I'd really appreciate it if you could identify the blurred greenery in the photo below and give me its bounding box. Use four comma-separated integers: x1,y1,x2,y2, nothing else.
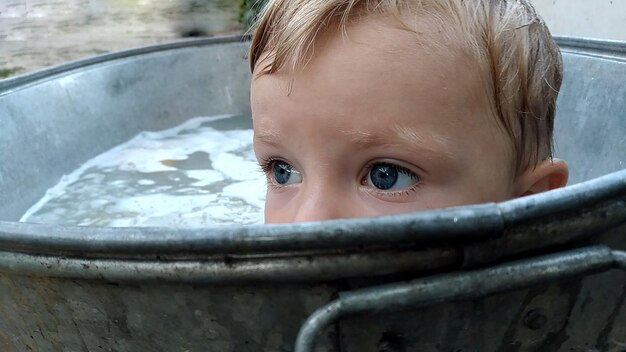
240,0,267,28
0,67,24,79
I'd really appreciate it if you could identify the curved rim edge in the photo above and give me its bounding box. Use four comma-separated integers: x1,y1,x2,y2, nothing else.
0,34,249,94
1,35,623,94
555,35,626,61
0,169,624,257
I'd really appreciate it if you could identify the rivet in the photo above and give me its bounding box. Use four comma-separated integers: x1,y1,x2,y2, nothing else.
523,308,548,330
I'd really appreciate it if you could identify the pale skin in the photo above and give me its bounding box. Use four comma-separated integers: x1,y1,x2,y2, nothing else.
251,15,568,224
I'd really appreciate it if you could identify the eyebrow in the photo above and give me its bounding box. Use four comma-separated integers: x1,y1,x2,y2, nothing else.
340,124,458,161
253,129,282,147
255,122,459,164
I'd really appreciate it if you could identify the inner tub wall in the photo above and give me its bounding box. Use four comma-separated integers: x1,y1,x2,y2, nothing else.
2,37,625,222
0,38,251,221
553,38,626,184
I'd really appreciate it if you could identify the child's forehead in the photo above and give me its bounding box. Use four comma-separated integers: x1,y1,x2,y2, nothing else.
307,17,483,102
256,15,488,107
254,8,476,77
262,14,470,74
252,18,499,140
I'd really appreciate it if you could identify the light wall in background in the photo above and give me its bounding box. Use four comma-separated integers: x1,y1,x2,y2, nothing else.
532,0,626,41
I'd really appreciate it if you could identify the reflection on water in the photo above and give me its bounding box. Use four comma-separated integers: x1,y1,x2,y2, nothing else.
21,115,266,227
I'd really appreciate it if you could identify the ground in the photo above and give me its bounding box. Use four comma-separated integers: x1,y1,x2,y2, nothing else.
0,0,243,78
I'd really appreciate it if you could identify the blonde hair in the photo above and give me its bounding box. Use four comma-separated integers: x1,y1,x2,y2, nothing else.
249,0,563,173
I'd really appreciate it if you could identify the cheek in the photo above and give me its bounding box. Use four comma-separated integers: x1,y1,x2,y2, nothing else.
445,167,513,205
264,207,281,224
469,161,517,201
451,145,516,203
264,205,283,224
355,191,435,216
263,191,296,224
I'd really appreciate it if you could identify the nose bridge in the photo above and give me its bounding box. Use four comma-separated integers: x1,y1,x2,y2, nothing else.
292,179,354,223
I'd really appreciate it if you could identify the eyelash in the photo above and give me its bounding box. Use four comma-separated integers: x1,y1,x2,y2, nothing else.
257,156,278,175
258,157,288,191
361,161,423,195
362,161,418,180
369,184,422,197
259,158,423,197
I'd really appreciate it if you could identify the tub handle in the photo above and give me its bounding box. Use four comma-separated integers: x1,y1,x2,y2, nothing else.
295,245,626,352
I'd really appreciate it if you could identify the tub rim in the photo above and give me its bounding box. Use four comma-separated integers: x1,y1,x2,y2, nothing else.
0,168,623,283
1,35,625,94
0,35,250,95
0,35,625,282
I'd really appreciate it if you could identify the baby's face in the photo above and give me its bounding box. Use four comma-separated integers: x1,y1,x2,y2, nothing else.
251,16,517,223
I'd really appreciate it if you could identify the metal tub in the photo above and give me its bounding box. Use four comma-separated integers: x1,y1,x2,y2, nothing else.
0,36,625,351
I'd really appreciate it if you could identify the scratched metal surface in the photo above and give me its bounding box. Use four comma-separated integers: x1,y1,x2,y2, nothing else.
0,36,624,351
334,226,626,352
0,277,338,351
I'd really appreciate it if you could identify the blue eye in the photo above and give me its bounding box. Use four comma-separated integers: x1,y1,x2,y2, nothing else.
272,160,302,185
367,163,418,190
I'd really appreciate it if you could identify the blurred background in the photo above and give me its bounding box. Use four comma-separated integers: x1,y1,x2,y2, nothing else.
0,0,262,78
0,0,624,79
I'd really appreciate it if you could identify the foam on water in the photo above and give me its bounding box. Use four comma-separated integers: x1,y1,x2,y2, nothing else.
20,115,266,227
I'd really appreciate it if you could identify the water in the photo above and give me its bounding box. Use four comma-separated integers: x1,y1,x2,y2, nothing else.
20,115,266,227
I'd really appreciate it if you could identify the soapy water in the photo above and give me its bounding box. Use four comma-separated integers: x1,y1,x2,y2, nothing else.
20,115,266,227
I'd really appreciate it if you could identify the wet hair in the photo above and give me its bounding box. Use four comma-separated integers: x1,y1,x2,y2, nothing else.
249,0,563,173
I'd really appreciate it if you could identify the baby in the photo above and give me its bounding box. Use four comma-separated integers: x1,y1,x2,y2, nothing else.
249,0,569,223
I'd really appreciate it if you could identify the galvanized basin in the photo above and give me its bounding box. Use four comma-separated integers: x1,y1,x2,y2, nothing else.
0,36,625,351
